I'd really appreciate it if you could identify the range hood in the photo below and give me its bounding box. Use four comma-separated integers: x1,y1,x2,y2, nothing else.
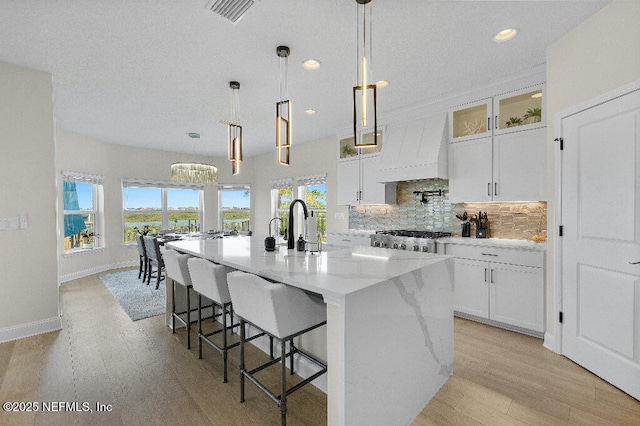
376,112,448,183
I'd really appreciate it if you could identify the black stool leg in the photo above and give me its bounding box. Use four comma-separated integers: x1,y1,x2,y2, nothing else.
223,303,228,383
197,294,203,359
186,286,191,349
171,278,176,334
281,338,287,426
240,319,246,403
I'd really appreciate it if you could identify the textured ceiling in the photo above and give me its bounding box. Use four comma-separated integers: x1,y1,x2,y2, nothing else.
0,0,608,158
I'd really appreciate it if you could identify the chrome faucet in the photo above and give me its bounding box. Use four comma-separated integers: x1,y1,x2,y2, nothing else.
269,217,282,239
287,199,308,249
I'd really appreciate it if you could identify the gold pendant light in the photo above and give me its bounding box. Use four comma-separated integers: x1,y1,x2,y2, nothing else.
276,45,291,165
227,81,242,175
353,0,378,148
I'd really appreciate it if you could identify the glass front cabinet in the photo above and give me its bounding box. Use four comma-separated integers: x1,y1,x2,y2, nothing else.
450,85,544,142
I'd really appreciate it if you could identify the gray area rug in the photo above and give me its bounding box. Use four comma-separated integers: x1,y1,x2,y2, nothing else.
98,269,165,321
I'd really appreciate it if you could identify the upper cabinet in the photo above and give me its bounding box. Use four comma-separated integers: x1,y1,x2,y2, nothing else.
337,129,396,205
450,85,544,142
448,84,547,203
339,130,383,160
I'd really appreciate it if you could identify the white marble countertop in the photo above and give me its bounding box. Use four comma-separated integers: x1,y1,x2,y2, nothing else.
167,236,449,301
437,236,547,251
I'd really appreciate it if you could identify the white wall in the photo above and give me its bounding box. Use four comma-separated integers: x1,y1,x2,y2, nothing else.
0,61,60,341
56,129,248,281
545,0,640,341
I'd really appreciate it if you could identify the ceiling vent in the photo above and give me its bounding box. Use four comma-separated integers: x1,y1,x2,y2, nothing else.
206,0,255,24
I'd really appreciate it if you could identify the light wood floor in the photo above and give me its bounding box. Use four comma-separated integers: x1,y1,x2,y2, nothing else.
0,269,638,425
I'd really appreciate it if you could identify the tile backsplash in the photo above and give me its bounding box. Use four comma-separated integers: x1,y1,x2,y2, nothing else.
349,179,547,240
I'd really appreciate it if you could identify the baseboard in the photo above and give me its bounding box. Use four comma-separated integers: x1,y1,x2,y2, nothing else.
454,311,544,339
0,317,62,344
244,324,328,394
543,332,556,353
58,261,137,284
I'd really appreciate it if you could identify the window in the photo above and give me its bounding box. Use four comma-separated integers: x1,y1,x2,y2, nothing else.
219,184,251,231
271,175,326,241
122,180,203,243
270,178,293,238
63,172,103,252
300,175,327,242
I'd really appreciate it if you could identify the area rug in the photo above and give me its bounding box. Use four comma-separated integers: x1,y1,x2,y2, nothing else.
98,269,165,321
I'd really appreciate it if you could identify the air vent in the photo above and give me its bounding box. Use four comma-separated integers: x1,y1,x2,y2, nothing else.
207,0,255,23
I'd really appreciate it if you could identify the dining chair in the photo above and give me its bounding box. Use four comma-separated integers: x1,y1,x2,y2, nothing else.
143,235,164,290
135,233,148,281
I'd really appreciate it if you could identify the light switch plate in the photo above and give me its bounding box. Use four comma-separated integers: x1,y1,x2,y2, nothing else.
19,213,27,229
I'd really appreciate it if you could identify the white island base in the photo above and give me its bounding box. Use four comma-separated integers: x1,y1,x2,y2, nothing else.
166,237,454,425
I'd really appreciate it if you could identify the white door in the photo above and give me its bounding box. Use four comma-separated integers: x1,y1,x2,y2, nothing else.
336,159,360,205
452,258,489,318
561,86,640,400
448,136,493,203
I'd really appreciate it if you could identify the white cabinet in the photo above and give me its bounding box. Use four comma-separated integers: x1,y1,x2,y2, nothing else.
337,154,396,205
449,128,547,202
448,84,546,203
444,242,545,335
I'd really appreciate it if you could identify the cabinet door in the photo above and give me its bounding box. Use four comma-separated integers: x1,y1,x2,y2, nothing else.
494,86,544,135
453,258,489,318
448,136,493,203
493,127,546,201
450,98,492,142
489,263,544,332
360,155,395,204
337,159,360,205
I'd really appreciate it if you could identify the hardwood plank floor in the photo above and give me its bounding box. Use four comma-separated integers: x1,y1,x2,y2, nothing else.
0,268,638,425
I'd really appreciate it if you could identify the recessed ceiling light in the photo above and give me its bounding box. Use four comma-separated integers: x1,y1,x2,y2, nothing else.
494,28,518,42
305,109,316,115
375,80,389,88
302,59,321,70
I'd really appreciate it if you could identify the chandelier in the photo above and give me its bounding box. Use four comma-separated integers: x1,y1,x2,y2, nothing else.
171,133,218,184
353,0,378,147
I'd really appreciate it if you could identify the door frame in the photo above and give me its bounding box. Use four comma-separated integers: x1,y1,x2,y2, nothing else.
553,78,640,355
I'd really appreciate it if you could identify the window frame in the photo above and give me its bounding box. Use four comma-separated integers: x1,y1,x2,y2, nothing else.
270,175,326,241
62,171,104,253
218,184,251,232
122,179,204,244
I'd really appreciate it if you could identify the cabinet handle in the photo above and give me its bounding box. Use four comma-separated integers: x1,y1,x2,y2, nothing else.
481,253,498,257
630,261,640,265
494,182,498,196
487,117,491,132
484,268,487,282
495,115,498,130
487,183,491,196
490,269,494,283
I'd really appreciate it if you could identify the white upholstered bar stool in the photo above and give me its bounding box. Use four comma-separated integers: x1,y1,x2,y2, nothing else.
163,249,199,349
186,257,238,382
227,270,327,426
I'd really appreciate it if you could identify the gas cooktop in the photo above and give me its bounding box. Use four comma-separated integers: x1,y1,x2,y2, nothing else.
374,230,452,239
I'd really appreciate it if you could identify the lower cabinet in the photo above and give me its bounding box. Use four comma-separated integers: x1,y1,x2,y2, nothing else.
445,243,545,335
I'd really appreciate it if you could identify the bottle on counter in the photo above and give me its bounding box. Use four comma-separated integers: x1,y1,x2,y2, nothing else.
297,235,306,251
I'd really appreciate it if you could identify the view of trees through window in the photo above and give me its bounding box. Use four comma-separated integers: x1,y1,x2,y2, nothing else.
122,185,201,242
221,188,250,231
273,182,326,241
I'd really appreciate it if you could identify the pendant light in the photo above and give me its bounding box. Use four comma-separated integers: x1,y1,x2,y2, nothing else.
353,0,377,147
227,81,242,175
171,133,218,184
276,45,291,165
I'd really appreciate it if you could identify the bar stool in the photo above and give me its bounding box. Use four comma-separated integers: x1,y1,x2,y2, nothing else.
187,258,238,382
163,249,198,349
227,271,327,426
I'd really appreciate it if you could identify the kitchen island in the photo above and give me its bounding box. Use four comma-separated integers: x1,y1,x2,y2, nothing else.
167,236,454,426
